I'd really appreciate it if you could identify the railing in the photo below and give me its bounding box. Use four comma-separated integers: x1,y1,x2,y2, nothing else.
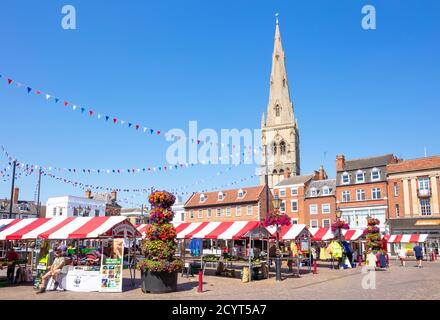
417,188,431,198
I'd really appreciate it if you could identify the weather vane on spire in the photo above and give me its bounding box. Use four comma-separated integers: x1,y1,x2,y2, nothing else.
275,12,279,24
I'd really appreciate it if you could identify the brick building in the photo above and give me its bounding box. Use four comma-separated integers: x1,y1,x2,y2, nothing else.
273,166,334,227
387,156,440,243
184,185,273,222
304,179,336,229
335,154,398,232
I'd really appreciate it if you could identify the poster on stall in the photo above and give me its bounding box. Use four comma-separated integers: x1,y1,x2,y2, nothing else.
99,239,124,292
33,240,49,289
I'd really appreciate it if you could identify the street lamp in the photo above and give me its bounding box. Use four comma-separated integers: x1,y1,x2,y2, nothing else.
335,207,342,220
272,194,282,281
334,207,343,269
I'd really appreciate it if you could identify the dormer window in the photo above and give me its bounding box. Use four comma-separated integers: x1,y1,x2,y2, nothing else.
342,172,350,184
371,168,380,181
310,188,318,197
200,194,207,202
356,170,365,183
218,192,225,201
237,189,245,198
322,187,330,196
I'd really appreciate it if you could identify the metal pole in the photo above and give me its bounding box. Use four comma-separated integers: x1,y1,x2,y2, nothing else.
36,168,42,217
9,160,17,219
275,227,281,281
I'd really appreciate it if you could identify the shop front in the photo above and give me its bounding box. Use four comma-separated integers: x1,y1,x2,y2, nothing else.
389,218,440,255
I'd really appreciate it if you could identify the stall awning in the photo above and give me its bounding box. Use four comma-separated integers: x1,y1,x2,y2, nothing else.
309,227,364,241
0,217,141,240
342,229,364,241
309,227,334,241
267,224,309,240
387,234,428,243
136,221,264,240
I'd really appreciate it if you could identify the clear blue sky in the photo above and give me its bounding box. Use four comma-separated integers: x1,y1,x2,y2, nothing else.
0,0,439,207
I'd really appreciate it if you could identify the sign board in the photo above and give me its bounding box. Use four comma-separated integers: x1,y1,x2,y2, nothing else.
415,220,440,226
99,239,124,292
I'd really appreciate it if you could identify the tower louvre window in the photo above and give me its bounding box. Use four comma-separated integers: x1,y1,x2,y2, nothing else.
275,105,280,117
272,142,277,155
280,141,286,154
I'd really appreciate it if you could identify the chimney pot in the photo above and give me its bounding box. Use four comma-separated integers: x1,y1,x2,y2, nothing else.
336,155,345,172
13,187,19,204
111,190,117,201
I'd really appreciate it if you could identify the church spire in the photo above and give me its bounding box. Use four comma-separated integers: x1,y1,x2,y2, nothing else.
266,14,294,126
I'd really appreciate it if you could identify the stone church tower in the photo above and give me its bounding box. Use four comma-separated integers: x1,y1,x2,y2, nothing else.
260,16,300,188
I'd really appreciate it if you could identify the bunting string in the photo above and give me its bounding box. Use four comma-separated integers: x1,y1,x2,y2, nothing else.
1,144,257,175
0,73,164,137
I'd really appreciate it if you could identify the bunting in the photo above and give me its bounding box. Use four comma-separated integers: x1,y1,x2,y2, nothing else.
0,73,162,138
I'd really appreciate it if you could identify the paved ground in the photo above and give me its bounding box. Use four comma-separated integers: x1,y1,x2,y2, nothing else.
1,259,439,300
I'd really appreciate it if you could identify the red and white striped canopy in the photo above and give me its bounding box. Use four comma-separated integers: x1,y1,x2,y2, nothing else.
0,217,141,240
136,221,263,240
267,224,309,240
387,234,428,243
342,229,364,241
309,227,364,241
309,227,334,241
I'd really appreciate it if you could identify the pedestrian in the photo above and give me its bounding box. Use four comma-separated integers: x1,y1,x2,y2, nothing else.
413,244,424,268
6,247,19,283
398,247,406,267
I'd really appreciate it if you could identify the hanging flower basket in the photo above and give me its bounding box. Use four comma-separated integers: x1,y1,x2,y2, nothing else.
140,190,182,293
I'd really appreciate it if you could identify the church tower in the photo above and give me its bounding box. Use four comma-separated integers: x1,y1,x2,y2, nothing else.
260,15,300,188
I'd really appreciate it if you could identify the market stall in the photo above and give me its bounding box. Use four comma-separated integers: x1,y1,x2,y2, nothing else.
0,216,141,292
136,221,274,280
386,234,429,258
308,227,364,269
266,224,312,277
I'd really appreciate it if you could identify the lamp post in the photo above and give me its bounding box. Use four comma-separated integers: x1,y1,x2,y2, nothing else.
334,207,343,269
272,195,282,281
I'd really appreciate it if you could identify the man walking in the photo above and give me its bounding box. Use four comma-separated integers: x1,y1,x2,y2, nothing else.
413,244,424,268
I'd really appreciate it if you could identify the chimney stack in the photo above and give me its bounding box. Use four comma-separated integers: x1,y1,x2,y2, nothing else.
283,169,290,179
85,190,92,199
318,165,328,180
13,187,19,204
336,155,345,172
111,190,117,202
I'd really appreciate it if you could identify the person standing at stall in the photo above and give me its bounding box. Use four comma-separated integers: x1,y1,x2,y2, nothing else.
6,247,19,283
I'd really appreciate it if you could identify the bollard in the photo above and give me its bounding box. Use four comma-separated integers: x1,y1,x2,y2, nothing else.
313,260,317,274
358,255,362,266
198,270,203,293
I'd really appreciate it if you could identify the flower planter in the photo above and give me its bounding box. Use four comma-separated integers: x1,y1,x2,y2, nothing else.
141,270,178,293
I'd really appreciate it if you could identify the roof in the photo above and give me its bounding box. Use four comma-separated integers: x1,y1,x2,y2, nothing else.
184,185,265,208
0,201,39,215
387,156,440,174
274,174,315,187
305,179,336,198
0,216,141,240
339,154,395,172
